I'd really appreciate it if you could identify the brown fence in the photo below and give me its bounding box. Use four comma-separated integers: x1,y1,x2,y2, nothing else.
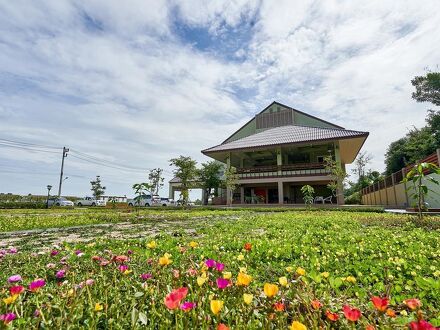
361,150,440,207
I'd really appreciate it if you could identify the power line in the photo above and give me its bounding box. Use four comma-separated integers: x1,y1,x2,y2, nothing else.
0,138,60,149
0,142,60,154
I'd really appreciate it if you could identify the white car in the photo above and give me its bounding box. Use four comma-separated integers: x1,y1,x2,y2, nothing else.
47,197,74,207
127,194,160,207
76,197,106,207
160,198,176,206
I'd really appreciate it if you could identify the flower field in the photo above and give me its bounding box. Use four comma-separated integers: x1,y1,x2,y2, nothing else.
1,210,439,329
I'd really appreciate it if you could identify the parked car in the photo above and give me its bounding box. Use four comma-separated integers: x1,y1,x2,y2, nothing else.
127,194,160,207
159,197,176,206
76,197,106,207
47,197,74,207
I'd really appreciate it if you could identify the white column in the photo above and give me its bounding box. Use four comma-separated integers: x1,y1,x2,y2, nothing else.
278,181,284,204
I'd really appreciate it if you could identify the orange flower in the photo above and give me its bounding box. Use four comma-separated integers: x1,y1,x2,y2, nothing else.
365,325,375,330
311,300,322,310
404,298,421,310
325,310,339,321
343,305,361,322
386,309,396,318
371,296,389,312
273,302,285,311
244,243,252,251
217,323,230,330
263,283,279,298
114,255,129,263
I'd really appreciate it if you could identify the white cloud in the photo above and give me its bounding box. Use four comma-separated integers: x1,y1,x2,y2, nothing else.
0,0,439,196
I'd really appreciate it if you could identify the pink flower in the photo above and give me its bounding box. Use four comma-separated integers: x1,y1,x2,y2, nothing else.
8,247,18,254
216,263,225,272
46,263,56,269
56,270,66,279
180,301,196,312
172,269,180,278
216,278,230,289
118,265,129,273
0,313,16,325
33,309,41,318
205,259,216,268
140,273,152,281
8,275,22,283
85,279,95,286
127,250,134,255
74,250,82,256
187,268,197,276
50,250,59,256
29,279,46,292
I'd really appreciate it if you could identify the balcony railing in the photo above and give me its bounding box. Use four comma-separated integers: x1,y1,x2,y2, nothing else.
236,163,331,179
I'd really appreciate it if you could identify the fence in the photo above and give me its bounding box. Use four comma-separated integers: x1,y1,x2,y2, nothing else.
360,149,440,208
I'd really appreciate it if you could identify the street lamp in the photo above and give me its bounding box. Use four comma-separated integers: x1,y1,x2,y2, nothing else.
46,185,52,209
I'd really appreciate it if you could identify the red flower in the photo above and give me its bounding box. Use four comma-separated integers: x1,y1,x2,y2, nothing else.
244,243,252,251
371,296,389,312
325,310,339,321
311,300,323,310
273,302,285,311
343,305,361,322
218,324,230,330
9,285,24,295
404,298,422,310
365,325,375,330
164,287,188,310
408,320,436,330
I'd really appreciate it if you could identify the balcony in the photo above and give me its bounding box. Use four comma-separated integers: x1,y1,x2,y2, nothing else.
236,163,331,179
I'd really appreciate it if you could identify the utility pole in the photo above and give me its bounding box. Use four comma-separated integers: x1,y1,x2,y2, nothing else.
58,147,69,196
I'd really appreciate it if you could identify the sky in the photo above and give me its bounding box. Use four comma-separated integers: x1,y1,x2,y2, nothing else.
0,0,439,199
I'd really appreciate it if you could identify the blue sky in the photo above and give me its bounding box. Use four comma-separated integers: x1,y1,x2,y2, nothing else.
0,1,439,199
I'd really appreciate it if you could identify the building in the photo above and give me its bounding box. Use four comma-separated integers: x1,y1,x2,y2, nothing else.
201,101,368,205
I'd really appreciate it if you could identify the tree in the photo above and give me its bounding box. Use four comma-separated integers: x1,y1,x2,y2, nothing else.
90,176,106,199
300,185,315,208
198,161,223,205
402,162,440,219
132,182,151,210
224,166,239,206
352,151,372,187
324,156,347,202
169,156,198,207
148,168,164,195
411,71,440,106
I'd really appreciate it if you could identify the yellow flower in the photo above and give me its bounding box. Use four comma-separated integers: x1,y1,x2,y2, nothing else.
210,300,224,315
243,293,253,305
189,241,198,248
263,283,279,298
286,266,294,273
345,276,356,283
321,272,330,278
3,295,18,305
290,321,307,330
159,253,172,266
237,254,245,261
67,289,75,297
239,267,247,273
95,303,104,312
123,269,132,275
296,267,306,276
236,272,252,286
147,241,157,249
197,276,207,286
223,272,232,280
279,276,288,287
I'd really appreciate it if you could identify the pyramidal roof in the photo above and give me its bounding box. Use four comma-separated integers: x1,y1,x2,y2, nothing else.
202,124,368,154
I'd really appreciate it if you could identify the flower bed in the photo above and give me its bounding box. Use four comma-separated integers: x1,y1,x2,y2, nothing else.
0,211,439,328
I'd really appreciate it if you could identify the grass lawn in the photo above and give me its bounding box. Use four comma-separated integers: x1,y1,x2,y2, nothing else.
0,209,439,329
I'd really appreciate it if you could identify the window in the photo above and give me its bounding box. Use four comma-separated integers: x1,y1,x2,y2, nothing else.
317,156,325,163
